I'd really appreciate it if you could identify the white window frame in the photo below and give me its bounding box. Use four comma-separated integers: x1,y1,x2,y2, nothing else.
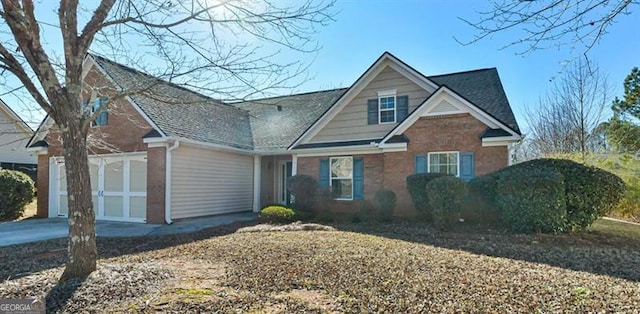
329,156,353,201
427,151,460,177
378,89,397,124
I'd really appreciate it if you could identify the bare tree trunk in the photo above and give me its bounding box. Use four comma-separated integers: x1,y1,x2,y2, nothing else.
58,115,96,282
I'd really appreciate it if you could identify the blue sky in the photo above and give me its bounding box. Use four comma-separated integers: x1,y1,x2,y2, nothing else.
4,1,639,132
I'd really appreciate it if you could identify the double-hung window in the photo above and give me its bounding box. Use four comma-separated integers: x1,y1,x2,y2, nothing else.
378,90,396,123
330,157,353,200
428,152,459,176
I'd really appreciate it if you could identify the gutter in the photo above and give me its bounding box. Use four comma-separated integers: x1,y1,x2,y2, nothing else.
165,140,180,224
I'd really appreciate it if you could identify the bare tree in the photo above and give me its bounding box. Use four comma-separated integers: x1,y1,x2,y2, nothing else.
458,0,637,58
0,0,334,281
525,58,610,159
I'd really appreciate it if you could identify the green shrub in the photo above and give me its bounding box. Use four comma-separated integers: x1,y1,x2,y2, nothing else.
374,189,397,222
259,206,296,224
287,175,318,212
495,167,567,233
0,169,35,221
461,175,500,226
406,173,450,221
427,176,468,230
314,187,334,214
354,200,376,223
515,159,626,231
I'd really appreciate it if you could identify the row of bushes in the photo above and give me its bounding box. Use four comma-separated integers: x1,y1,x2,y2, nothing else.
407,159,626,233
260,187,398,225
261,174,399,224
0,169,35,221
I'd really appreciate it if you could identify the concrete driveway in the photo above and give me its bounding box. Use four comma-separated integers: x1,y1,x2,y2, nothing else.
0,212,256,247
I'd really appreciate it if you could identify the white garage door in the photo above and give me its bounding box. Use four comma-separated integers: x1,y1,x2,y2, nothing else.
52,153,147,222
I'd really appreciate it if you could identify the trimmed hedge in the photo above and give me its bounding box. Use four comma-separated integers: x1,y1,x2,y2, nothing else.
462,175,500,225
406,173,451,221
287,175,318,212
427,176,467,230
469,158,626,233
518,159,626,231
260,206,296,224
0,169,35,221
374,189,397,222
495,167,567,233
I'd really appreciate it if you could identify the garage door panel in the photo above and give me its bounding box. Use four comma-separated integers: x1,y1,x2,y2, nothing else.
59,164,67,192
104,160,124,191
53,154,147,222
130,196,146,218
59,195,68,215
129,160,147,192
104,196,124,217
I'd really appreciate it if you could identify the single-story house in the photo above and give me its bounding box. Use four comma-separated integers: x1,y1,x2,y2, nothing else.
28,52,521,223
0,99,37,180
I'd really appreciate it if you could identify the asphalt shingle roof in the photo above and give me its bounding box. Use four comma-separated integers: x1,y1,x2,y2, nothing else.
428,68,521,134
90,55,519,152
232,88,347,152
93,55,254,150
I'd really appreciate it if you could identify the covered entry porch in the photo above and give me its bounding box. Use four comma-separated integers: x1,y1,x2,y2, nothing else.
254,155,297,211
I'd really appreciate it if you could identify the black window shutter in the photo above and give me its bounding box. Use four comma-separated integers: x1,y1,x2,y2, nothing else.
367,99,378,125
397,95,409,121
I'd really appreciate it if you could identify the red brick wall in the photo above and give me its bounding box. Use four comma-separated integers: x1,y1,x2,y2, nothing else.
385,113,508,215
296,113,510,216
36,154,49,218
296,154,384,213
146,146,166,223
46,68,153,156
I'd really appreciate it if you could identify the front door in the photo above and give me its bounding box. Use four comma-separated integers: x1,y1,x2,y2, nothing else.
278,161,293,206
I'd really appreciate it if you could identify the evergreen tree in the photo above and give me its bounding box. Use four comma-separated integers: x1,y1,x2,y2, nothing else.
608,68,640,153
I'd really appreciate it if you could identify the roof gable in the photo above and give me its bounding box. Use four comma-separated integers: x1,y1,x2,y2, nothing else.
0,99,33,136
288,52,440,149
380,86,521,144
428,68,521,134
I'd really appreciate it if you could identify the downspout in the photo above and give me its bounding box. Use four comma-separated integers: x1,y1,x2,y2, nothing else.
165,140,180,224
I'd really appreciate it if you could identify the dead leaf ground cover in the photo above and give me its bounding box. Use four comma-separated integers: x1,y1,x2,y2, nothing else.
1,219,639,313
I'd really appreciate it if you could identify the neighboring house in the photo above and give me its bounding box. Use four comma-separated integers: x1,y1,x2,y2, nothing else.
28,52,521,223
0,99,36,180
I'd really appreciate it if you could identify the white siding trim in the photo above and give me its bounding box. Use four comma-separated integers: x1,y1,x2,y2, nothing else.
291,155,298,175
165,141,180,224
253,155,261,212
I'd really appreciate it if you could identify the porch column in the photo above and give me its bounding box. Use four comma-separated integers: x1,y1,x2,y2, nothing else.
253,155,261,212
291,154,298,175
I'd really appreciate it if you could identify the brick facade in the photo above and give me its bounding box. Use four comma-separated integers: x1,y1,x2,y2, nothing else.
146,146,166,223
297,113,509,216
37,65,164,222
36,154,50,218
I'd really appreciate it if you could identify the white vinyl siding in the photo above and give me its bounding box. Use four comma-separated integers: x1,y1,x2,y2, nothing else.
310,65,430,143
171,144,253,219
430,100,459,114
0,108,35,164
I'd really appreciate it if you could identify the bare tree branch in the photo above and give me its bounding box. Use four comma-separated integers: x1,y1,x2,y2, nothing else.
457,0,636,58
